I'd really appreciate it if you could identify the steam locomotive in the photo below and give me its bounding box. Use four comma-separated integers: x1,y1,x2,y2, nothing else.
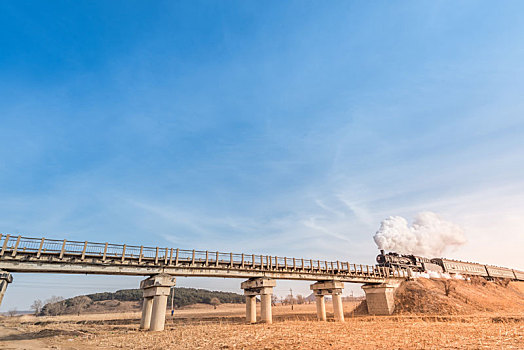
376,250,524,281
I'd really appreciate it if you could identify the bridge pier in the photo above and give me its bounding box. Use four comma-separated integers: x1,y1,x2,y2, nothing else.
0,271,13,308
241,278,276,324
315,294,326,321
310,281,344,322
245,295,257,323
140,296,154,329
362,283,398,315
139,274,176,331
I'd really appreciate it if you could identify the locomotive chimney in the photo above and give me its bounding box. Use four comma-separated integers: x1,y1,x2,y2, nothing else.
380,249,385,255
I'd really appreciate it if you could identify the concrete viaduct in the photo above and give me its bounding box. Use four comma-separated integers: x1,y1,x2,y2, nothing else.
0,234,406,331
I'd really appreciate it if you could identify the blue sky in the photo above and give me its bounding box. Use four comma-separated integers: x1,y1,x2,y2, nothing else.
1,1,524,311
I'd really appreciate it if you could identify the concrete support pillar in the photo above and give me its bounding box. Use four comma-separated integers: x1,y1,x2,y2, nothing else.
150,294,169,331
140,297,154,330
315,295,326,321
241,278,276,324
310,280,344,322
260,293,272,324
332,292,344,322
362,283,398,315
0,271,13,308
245,295,256,323
139,274,176,331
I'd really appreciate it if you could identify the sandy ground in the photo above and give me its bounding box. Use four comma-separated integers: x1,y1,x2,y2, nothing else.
1,302,523,349
0,326,48,350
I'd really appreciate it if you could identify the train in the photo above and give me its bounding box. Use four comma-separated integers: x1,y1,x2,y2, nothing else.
376,250,524,281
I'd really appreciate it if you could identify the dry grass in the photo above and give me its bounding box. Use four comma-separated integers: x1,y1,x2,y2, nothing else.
2,304,523,350
87,318,523,350
2,281,523,349
394,279,524,315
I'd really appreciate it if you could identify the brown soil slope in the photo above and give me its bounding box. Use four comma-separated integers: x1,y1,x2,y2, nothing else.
393,278,524,315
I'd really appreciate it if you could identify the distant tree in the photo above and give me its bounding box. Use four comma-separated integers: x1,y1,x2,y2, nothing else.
285,295,296,305
68,296,92,315
296,295,305,305
443,280,455,296
42,303,65,316
41,296,66,316
210,297,221,309
7,308,17,317
30,299,43,315
46,295,64,304
88,289,142,302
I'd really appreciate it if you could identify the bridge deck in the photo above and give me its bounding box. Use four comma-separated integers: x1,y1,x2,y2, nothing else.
0,234,405,283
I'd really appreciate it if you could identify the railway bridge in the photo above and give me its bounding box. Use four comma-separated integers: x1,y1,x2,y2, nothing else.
0,234,406,331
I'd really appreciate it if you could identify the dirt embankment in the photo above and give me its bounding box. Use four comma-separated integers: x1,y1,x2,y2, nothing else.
357,279,524,315
395,279,524,315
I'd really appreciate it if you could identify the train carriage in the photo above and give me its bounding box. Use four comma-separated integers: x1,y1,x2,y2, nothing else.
513,269,524,281
485,265,516,279
431,258,488,277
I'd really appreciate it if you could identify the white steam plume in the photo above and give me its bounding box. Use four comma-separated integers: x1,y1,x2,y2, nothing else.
373,211,466,257
412,271,466,280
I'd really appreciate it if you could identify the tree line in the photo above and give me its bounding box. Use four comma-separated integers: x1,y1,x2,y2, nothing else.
35,287,244,316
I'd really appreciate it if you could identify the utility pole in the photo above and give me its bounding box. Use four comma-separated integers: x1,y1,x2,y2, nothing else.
289,288,294,310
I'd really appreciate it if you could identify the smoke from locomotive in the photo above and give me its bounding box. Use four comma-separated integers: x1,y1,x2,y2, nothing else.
373,211,466,256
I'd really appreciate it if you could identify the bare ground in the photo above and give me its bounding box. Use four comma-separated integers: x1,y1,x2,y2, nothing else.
1,304,523,349
1,280,523,349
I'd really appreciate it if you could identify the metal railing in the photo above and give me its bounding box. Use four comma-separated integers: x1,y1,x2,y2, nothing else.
0,234,407,279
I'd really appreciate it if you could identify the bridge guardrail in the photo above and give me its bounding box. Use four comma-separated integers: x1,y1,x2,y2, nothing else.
0,234,408,279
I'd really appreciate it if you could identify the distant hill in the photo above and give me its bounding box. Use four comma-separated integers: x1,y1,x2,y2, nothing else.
40,287,244,316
